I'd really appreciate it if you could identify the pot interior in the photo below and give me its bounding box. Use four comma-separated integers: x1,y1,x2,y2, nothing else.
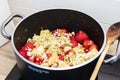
13,9,105,55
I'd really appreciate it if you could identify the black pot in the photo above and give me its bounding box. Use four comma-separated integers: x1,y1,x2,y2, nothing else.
1,9,106,80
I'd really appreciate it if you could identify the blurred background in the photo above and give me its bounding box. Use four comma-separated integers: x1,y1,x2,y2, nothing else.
8,0,120,30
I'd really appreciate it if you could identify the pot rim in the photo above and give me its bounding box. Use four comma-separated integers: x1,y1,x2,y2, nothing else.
11,9,107,71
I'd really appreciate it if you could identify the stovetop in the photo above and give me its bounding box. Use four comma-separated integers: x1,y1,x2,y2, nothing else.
5,64,23,80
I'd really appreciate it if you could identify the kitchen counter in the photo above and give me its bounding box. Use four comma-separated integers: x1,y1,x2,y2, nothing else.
0,42,16,80
0,41,118,80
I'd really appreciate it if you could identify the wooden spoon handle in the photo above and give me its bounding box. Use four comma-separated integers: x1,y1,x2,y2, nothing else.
90,43,110,80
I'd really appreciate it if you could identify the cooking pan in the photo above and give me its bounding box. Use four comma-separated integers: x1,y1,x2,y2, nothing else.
1,9,106,80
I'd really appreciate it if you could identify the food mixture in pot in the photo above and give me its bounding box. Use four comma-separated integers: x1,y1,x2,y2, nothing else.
19,28,98,68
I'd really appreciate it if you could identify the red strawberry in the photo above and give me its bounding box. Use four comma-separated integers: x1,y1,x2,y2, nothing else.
19,49,28,58
19,46,30,58
58,28,68,33
59,46,64,49
29,56,35,62
52,29,57,35
34,55,44,64
65,50,72,55
84,48,89,53
24,42,35,51
83,39,94,48
75,30,88,43
46,53,52,59
70,36,78,47
52,28,68,36
19,42,35,59
89,44,98,51
58,54,64,61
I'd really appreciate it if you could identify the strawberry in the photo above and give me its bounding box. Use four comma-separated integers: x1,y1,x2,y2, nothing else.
89,44,98,51
24,42,35,51
52,29,57,35
58,28,68,33
29,56,35,62
52,28,68,36
65,50,72,55
34,55,44,64
46,53,52,59
75,30,88,43
19,49,28,58
84,44,98,53
59,46,64,49
83,39,94,48
58,54,64,61
19,42,35,59
70,36,78,47
84,48,89,53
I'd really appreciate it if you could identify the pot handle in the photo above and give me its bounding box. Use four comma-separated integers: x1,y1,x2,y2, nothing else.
104,38,120,64
1,13,24,40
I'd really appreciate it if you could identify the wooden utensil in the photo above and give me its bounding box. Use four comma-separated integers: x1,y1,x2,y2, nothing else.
90,22,120,80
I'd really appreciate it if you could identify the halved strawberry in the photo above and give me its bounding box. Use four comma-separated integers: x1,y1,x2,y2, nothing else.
19,49,28,58
46,53,52,59
58,28,68,33
52,28,68,36
65,50,72,55
89,44,98,51
24,42,35,51
29,56,35,62
19,42,35,59
75,30,88,43
83,39,94,48
70,36,78,47
52,29,57,35
34,55,44,64
84,48,89,53
58,54,64,61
